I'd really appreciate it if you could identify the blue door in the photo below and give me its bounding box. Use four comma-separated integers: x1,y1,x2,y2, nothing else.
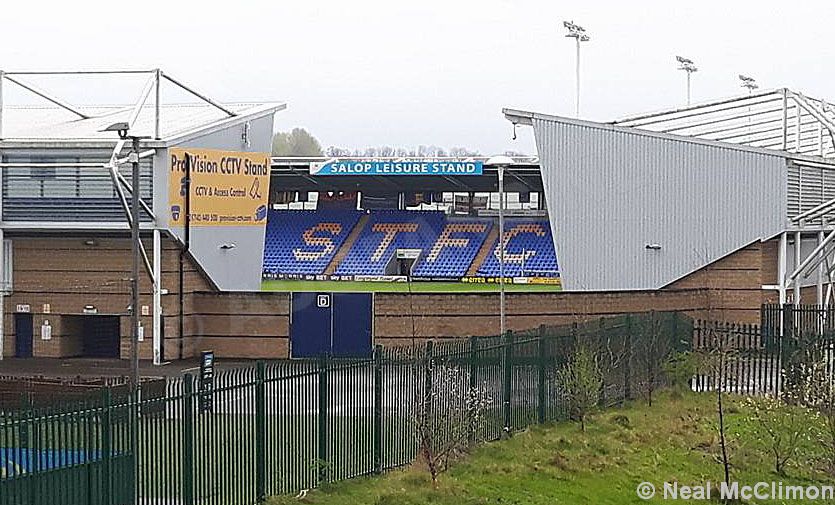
290,292,332,358
290,292,374,358
332,293,373,358
14,313,33,358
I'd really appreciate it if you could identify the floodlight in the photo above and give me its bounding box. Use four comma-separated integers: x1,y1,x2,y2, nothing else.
101,121,130,139
676,56,697,72
563,20,589,41
738,74,758,92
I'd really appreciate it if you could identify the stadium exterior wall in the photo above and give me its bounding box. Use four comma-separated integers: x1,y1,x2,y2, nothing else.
1,236,776,360
159,113,275,291
525,112,787,292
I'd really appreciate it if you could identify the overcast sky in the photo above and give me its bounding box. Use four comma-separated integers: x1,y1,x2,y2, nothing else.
2,0,833,155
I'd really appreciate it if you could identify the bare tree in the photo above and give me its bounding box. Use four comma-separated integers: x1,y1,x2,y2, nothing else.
413,361,493,485
697,328,736,486
632,312,675,406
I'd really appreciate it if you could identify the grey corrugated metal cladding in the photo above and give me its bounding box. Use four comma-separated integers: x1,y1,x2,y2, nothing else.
532,117,786,291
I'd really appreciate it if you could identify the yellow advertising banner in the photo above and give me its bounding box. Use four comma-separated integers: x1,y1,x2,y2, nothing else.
168,148,270,227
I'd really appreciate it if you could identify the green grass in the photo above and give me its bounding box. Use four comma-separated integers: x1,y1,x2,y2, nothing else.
267,392,835,505
261,280,562,293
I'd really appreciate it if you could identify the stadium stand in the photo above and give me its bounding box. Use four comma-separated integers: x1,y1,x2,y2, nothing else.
334,210,446,276
263,211,559,279
477,220,559,277
262,210,362,275
411,219,493,278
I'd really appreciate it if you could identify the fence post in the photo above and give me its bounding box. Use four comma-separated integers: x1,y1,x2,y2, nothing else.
423,341,434,423
182,374,195,505
373,345,383,474
255,361,266,502
503,330,513,436
623,315,632,401
317,355,329,484
101,387,113,505
466,336,478,443
537,325,547,424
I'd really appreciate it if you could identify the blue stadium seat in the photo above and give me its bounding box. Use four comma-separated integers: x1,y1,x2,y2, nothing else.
477,220,559,277
334,211,447,276
411,219,492,278
262,210,362,275
262,211,558,279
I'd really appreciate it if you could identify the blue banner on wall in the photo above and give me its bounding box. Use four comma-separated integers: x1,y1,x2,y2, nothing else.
310,160,483,176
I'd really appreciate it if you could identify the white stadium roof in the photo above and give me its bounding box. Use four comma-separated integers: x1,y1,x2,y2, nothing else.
0,102,284,143
0,69,285,145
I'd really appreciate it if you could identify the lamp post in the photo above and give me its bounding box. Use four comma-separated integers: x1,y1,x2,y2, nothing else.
486,155,515,336
676,56,698,105
563,20,590,117
102,122,149,390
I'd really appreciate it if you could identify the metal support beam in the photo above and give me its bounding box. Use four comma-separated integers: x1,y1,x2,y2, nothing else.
0,228,4,361
782,88,789,151
794,231,802,305
161,72,236,117
154,69,161,140
778,232,787,305
127,73,158,131
0,70,4,139
819,230,825,305
788,228,835,285
153,230,162,365
2,74,89,119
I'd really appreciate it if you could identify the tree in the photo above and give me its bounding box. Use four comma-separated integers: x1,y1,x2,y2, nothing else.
557,344,603,432
632,312,676,406
413,360,492,485
796,350,835,475
272,128,323,156
745,394,814,475
696,327,736,487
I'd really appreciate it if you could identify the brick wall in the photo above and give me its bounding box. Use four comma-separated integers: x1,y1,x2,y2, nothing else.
1,236,778,360
2,236,211,360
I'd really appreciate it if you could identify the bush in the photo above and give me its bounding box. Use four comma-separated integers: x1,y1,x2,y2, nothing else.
744,395,816,476
557,345,603,432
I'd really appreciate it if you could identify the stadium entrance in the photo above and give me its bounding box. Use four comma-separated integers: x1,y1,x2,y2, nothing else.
64,315,121,359
290,292,373,358
14,313,33,358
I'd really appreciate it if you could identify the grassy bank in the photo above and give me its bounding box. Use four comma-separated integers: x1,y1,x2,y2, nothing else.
268,392,833,504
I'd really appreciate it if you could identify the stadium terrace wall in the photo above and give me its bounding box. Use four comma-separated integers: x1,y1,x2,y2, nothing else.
0,236,212,361
1,237,777,360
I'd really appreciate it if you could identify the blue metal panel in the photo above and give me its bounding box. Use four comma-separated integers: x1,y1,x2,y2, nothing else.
290,292,332,358
332,293,373,358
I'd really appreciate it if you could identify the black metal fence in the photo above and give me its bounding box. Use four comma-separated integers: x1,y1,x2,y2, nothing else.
693,311,835,398
0,311,692,505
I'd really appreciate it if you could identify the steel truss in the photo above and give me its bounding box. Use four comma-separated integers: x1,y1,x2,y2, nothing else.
0,69,239,364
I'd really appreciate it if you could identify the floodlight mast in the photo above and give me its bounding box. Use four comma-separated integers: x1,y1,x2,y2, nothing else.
563,20,590,117
676,56,698,105
739,74,758,94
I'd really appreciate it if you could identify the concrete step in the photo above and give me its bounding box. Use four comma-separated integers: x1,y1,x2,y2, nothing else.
324,213,370,275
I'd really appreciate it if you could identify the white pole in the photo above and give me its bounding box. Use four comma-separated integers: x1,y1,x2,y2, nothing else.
499,165,506,335
778,231,787,336
0,70,4,139
819,230,825,306
575,38,581,117
0,228,4,361
795,231,802,306
152,229,162,365
686,72,691,106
